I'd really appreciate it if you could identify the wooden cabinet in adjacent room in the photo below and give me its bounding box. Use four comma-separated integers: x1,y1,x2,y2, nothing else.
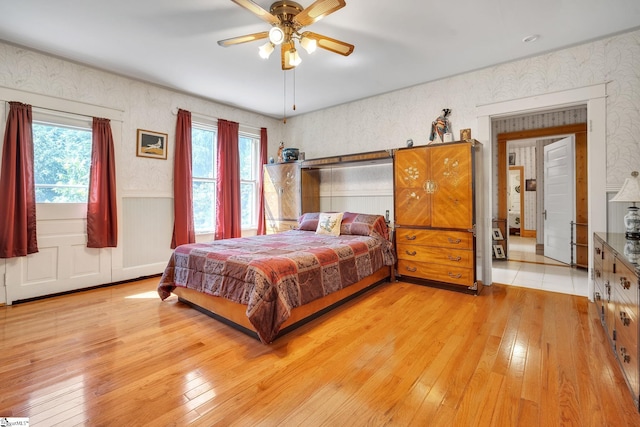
263,162,319,234
394,140,481,294
593,232,640,410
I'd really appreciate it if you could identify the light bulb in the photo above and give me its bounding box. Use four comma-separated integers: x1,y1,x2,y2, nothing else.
258,42,274,59
300,35,317,54
269,27,285,45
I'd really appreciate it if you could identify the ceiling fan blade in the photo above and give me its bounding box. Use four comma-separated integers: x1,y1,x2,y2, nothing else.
293,0,346,27
231,0,280,25
281,41,295,70
304,32,354,56
217,31,269,47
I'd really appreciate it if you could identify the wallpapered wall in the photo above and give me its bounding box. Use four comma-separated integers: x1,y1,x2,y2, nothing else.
284,29,640,189
0,42,284,197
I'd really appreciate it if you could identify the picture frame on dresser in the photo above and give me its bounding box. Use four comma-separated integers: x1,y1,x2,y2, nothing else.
493,244,506,259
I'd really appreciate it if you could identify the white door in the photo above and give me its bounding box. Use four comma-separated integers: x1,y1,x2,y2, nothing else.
543,136,575,264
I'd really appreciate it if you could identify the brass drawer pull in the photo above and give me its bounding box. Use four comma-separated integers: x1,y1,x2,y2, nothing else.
620,311,631,326
405,235,417,240
447,237,462,244
620,276,631,290
405,250,417,256
620,347,631,363
448,255,462,262
448,272,462,279
406,266,417,272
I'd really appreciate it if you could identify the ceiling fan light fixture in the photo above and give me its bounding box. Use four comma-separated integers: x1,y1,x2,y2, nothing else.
300,34,317,54
258,41,275,59
269,26,285,45
285,48,302,68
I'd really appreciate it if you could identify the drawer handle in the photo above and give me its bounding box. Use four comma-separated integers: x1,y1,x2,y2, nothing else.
620,311,631,326
405,235,417,241
447,238,462,244
620,347,631,363
448,255,462,262
448,272,462,279
405,266,417,272
596,247,601,255
405,250,417,256
620,276,631,290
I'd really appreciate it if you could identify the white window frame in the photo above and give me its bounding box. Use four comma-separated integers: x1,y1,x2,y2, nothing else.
191,122,217,235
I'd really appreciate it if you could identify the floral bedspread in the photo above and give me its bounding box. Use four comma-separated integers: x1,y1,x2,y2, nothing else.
158,229,395,343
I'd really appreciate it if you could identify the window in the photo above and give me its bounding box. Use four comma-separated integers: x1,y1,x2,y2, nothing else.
32,114,92,203
190,123,261,234
239,133,260,229
191,124,217,233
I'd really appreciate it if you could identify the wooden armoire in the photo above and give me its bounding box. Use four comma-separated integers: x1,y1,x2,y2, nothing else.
263,162,319,234
394,140,481,294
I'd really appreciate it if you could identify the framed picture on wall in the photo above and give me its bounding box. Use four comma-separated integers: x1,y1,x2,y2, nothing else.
137,129,168,160
526,179,537,191
508,152,516,166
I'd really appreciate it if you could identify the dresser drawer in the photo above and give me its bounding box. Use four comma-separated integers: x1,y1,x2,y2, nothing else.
396,228,473,250
616,314,639,398
616,264,639,308
396,243,473,268
397,259,473,287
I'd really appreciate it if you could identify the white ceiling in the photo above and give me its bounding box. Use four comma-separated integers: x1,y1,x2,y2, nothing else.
1,0,639,119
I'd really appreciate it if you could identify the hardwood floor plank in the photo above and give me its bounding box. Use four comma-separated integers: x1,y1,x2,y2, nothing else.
1,278,640,426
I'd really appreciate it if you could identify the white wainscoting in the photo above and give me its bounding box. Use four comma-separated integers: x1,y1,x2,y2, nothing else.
115,197,174,279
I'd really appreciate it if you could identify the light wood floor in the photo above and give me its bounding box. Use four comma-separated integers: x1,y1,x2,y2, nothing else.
1,277,639,426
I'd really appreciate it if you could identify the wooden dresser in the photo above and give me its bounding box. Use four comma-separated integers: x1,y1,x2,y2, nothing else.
593,232,640,409
263,162,319,234
393,140,481,294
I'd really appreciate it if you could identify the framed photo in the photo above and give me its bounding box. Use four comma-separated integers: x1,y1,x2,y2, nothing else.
460,128,471,141
508,152,516,166
492,228,504,240
137,129,168,160
493,244,506,259
526,179,537,191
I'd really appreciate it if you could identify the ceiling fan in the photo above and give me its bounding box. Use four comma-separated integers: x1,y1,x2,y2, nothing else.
218,0,354,70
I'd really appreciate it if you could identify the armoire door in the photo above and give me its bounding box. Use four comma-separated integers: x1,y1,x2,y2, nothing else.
430,143,473,229
394,146,431,227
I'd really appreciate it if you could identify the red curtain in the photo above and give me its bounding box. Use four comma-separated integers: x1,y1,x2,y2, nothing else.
256,127,268,235
0,102,38,258
215,119,241,240
171,109,195,249
87,118,118,248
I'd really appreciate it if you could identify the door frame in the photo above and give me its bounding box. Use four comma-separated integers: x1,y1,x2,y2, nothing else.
497,123,588,265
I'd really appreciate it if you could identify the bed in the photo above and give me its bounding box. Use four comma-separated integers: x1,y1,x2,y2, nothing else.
158,212,396,343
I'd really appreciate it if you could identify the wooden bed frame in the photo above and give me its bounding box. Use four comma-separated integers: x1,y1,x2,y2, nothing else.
174,265,393,342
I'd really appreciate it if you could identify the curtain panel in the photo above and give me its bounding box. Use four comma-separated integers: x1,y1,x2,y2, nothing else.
215,119,241,240
87,117,118,248
256,127,268,235
171,109,195,249
0,102,38,258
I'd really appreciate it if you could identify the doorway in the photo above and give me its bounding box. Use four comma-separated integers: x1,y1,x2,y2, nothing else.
496,123,588,267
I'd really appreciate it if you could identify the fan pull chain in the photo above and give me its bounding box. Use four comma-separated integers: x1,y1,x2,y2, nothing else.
293,68,296,111
283,71,287,124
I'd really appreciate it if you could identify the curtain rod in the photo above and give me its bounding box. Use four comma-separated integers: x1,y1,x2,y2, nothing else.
171,107,265,132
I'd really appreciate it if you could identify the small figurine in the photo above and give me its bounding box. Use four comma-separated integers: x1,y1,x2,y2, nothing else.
429,109,452,144
277,141,284,163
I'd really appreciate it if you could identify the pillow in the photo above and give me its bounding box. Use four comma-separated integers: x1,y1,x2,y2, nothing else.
340,212,389,240
298,212,321,231
315,212,344,236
